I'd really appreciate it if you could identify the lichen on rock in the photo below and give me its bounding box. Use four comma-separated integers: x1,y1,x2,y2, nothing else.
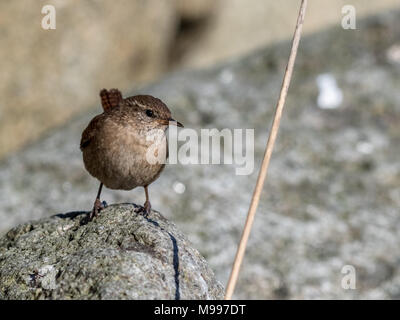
0,204,224,300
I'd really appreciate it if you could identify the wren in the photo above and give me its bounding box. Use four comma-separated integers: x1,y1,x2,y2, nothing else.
80,89,183,221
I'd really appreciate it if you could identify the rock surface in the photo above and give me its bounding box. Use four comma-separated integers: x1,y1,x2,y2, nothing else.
0,204,224,300
175,0,400,68
1,11,400,299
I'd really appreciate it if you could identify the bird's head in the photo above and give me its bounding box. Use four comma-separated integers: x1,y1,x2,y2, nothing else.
123,95,183,130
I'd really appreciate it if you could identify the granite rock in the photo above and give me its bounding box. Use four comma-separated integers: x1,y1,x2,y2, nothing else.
0,204,224,300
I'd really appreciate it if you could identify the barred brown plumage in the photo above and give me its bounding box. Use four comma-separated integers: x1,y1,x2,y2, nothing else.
81,89,183,221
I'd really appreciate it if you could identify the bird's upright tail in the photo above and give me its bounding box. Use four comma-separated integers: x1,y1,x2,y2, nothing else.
100,88,123,112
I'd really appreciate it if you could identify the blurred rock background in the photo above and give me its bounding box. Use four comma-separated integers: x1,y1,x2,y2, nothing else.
1,1,400,299
0,0,398,159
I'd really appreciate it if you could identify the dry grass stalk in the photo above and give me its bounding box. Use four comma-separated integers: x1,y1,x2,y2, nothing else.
224,0,308,300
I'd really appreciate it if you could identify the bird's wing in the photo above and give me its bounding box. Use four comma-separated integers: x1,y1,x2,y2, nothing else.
80,114,104,151
81,88,122,150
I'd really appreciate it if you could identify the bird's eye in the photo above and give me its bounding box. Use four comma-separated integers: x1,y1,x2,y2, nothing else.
145,109,154,117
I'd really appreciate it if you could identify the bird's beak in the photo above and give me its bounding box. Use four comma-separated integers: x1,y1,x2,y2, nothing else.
171,119,184,128
160,118,183,127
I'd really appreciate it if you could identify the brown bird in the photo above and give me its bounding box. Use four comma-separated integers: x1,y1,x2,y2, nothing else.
80,89,183,221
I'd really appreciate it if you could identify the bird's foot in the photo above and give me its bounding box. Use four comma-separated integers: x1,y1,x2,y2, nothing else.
134,201,151,218
88,198,106,221
143,200,151,217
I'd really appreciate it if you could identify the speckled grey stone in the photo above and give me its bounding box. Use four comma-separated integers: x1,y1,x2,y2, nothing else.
0,204,224,299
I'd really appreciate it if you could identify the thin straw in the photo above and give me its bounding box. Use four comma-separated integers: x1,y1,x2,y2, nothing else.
224,0,308,300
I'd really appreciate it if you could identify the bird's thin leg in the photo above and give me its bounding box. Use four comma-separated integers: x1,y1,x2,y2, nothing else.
134,185,151,217
88,182,104,221
143,185,151,217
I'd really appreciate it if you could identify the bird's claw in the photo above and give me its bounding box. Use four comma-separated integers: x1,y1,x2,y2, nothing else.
134,201,151,218
87,198,106,221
